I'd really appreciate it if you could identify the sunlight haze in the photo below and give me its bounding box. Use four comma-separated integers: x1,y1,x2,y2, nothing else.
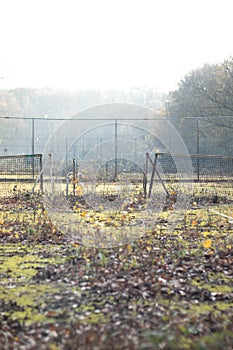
1,0,233,92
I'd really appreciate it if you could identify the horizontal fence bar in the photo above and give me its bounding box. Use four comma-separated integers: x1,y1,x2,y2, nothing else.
0,153,41,160
155,152,233,160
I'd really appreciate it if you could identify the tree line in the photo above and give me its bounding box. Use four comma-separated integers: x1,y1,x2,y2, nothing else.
166,57,233,155
0,56,233,156
0,87,165,118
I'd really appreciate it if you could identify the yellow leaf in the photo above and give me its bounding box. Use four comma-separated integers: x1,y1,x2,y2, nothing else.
200,221,207,227
126,244,132,252
76,185,83,195
202,231,210,237
192,219,197,226
202,239,212,249
208,250,214,255
105,217,112,224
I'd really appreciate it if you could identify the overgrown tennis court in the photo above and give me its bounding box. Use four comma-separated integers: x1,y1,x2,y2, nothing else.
0,152,232,349
0,173,233,349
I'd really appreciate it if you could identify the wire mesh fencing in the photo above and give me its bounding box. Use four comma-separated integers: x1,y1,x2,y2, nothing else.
0,154,43,196
147,152,233,204
153,153,233,182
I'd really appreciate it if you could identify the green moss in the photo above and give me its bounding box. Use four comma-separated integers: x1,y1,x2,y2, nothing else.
190,301,233,317
0,254,41,279
49,345,61,350
69,299,110,324
147,326,233,350
0,243,107,326
196,330,233,350
84,311,105,324
192,278,233,293
207,285,232,293
12,309,53,324
0,246,66,286
0,283,63,324
148,330,193,350
0,243,70,325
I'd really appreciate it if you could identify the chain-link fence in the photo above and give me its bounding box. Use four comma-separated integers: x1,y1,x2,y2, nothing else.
153,152,233,182
0,154,43,195
170,116,233,156
0,115,232,198
0,115,232,158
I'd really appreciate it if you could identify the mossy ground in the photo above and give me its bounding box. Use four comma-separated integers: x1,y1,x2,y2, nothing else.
0,189,233,349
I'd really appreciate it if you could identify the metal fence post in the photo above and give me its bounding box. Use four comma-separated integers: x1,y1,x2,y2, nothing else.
72,158,76,197
39,154,43,193
196,118,200,181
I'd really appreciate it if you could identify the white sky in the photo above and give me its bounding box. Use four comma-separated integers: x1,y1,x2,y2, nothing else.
1,0,233,92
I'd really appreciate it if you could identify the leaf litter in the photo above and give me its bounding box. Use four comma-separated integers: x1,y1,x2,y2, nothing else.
0,192,232,349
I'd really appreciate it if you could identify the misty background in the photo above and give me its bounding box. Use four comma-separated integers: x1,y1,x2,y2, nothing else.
0,0,233,159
